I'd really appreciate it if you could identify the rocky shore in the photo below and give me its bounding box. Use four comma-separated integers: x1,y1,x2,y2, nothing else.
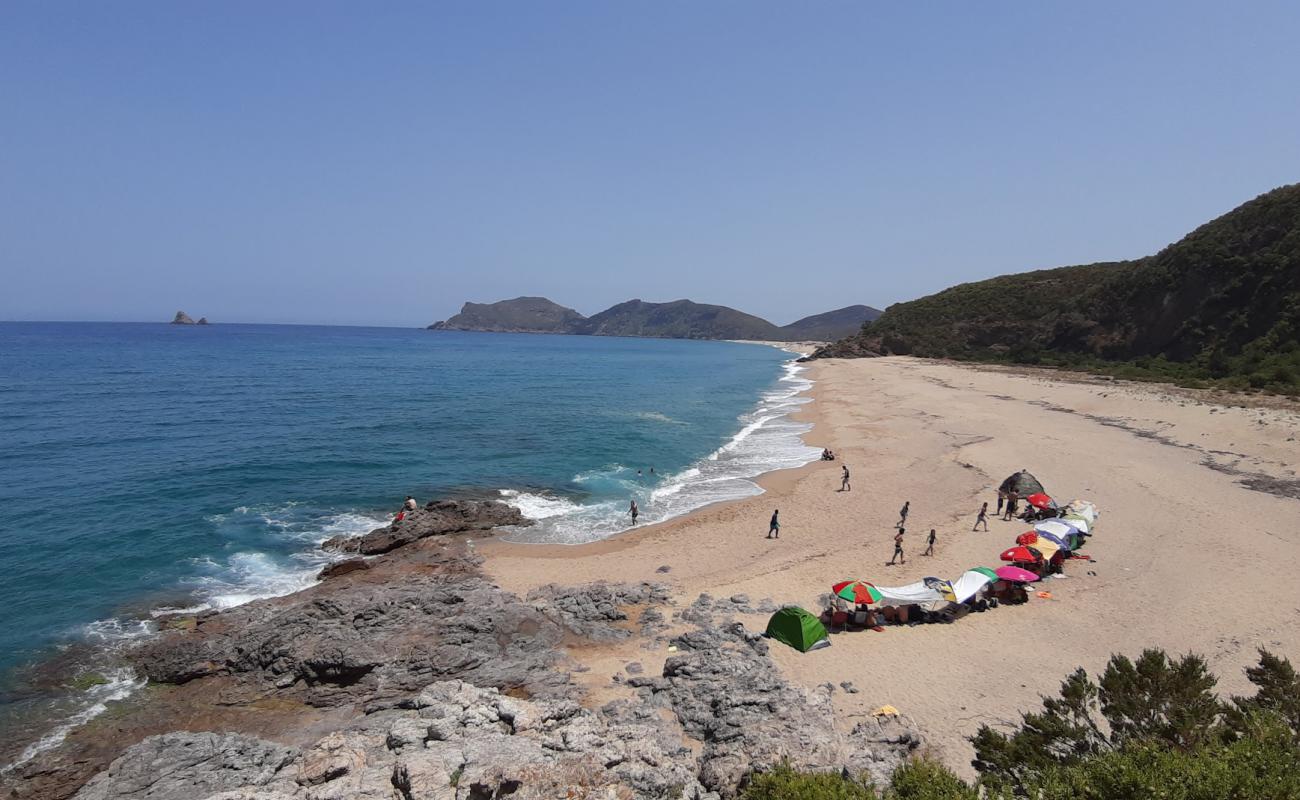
2,499,919,800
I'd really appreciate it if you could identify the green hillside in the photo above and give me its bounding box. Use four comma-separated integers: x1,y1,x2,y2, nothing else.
812,184,1300,393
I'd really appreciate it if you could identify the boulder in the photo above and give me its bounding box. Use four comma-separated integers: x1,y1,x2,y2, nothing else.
316,558,369,580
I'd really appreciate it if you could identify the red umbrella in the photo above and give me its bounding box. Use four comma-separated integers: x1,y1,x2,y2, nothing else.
995,565,1040,583
1000,545,1042,563
832,580,882,605
1016,531,1039,547
1026,493,1055,510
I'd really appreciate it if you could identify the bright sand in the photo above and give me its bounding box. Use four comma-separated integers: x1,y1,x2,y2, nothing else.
482,356,1300,773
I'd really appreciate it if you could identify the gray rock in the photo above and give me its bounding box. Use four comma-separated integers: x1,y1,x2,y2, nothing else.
73,732,298,800
316,558,369,580
321,499,528,555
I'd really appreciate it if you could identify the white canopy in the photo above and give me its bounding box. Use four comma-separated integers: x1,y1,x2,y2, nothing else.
951,570,994,603
875,581,945,610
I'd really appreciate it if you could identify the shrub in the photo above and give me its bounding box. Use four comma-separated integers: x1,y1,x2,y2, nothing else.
883,758,978,800
738,764,874,800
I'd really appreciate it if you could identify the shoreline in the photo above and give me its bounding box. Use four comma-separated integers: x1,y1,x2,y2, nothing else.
7,355,1300,796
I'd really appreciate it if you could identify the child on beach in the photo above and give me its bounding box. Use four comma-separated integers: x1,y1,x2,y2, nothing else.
923,528,936,556
768,509,781,539
888,528,905,565
973,502,989,531
896,501,909,528
841,465,851,492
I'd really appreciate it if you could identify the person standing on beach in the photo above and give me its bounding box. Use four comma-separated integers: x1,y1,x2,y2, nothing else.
1003,492,1018,521
973,502,989,531
841,465,851,492
768,509,780,539
888,528,906,565
628,499,639,524
996,492,1004,517
923,528,936,556
896,501,910,528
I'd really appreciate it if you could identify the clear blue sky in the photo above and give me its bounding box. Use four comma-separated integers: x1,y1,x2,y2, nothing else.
3,2,1298,327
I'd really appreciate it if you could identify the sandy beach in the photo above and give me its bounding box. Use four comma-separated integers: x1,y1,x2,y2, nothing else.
483,355,1300,773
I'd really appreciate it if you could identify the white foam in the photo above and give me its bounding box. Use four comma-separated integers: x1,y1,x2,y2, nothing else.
1,668,145,774
505,357,820,545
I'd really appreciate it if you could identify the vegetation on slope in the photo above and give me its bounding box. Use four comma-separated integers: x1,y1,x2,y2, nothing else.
740,647,1300,799
813,184,1300,393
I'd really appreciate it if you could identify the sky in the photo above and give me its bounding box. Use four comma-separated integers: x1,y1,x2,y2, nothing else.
2,2,1298,327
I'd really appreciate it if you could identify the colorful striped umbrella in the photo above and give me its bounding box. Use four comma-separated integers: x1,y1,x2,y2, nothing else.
969,566,1000,581
832,580,882,605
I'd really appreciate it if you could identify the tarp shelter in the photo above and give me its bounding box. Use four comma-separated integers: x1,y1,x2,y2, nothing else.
999,470,1046,498
765,607,830,652
875,581,946,610
951,570,995,603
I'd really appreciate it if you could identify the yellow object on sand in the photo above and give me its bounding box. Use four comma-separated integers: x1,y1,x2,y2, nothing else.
1037,591,1054,600
872,705,901,717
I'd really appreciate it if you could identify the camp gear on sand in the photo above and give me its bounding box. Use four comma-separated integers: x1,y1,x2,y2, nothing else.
766,606,830,652
995,565,1040,583
1026,492,1056,510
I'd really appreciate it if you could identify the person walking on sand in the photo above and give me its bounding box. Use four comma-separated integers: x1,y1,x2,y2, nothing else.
973,502,989,531
888,528,906,565
768,509,781,539
923,528,936,556
1003,492,1018,521
841,465,851,492
628,499,639,524
896,501,910,528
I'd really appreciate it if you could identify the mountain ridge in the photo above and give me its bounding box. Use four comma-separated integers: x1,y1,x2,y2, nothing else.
809,183,1300,393
429,297,882,342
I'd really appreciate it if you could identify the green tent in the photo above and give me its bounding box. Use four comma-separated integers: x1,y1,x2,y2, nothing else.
765,606,830,652
998,470,1046,498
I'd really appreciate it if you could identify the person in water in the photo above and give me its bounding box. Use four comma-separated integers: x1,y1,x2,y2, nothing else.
768,509,780,539
628,499,639,524
841,465,851,492
923,528,936,556
973,501,989,531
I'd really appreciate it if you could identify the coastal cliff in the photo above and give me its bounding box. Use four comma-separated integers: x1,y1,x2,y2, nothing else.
2,498,920,800
429,297,882,342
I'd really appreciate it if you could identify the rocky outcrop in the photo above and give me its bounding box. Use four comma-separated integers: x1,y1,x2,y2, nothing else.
73,733,298,800
77,613,920,800
171,311,196,325
197,317,210,325
321,500,528,555
316,558,369,580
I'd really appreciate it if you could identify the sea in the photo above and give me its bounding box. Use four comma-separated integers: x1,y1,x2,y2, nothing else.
0,322,818,769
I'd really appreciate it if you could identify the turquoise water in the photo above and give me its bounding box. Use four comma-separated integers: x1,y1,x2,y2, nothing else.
0,322,815,764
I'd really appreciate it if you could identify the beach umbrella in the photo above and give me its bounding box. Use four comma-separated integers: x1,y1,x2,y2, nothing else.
1000,546,1042,563
1068,500,1098,522
995,565,1040,583
1026,493,1056,510
969,566,1000,581
1035,520,1078,539
832,580,882,605
1016,531,1039,547
1029,537,1060,561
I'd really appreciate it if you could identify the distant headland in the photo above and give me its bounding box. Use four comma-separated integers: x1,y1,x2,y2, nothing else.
170,311,209,325
428,297,881,343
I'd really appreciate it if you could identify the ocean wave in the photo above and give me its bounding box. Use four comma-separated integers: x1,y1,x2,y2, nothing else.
503,357,820,545
2,504,386,773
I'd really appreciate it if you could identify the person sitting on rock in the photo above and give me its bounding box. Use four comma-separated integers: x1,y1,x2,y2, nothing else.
404,496,417,511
